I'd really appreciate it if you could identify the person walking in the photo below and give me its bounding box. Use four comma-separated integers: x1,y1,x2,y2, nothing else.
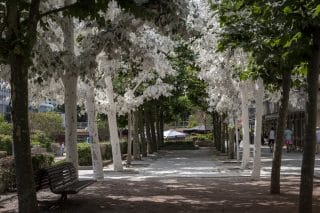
268,127,275,152
284,127,293,152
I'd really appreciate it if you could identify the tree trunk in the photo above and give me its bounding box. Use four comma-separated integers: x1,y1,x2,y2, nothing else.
144,107,153,154
10,55,38,213
221,114,226,153
251,78,264,179
240,83,250,169
155,106,161,148
159,110,164,147
235,117,240,162
212,111,219,150
127,111,133,164
85,84,103,180
146,104,157,152
105,76,123,171
270,69,291,194
61,1,78,172
299,30,320,212
138,109,147,157
63,75,79,171
7,1,40,211
133,111,141,159
228,127,235,159
155,105,164,148
216,113,222,152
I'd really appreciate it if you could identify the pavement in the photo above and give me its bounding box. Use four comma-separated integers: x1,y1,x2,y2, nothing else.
78,145,320,180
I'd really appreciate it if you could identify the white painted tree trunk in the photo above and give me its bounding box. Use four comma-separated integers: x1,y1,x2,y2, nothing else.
127,111,133,164
105,76,123,171
240,83,250,169
63,75,79,172
236,125,240,162
133,111,140,159
234,116,240,162
62,0,78,172
251,78,264,179
85,84,104,180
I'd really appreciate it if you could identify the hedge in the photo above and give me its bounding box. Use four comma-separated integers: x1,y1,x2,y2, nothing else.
0,153,54,193
78,141,128,166
0,134,12,155
162,140,198,150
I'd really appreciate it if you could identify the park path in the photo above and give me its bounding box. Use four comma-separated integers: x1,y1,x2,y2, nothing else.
79,146,320,180
2,146,320,212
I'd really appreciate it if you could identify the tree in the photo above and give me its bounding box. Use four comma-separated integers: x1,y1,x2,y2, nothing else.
215,1,320,211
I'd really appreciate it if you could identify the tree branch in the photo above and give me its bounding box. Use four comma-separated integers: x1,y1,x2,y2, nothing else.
40,3,79,18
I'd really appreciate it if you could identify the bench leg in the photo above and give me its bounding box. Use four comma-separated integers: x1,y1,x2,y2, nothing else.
60,194,67,201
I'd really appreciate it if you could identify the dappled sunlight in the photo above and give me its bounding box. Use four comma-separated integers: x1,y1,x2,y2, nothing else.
39,176,314,213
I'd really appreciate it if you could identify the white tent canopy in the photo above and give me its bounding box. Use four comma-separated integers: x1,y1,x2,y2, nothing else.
163,129,187,139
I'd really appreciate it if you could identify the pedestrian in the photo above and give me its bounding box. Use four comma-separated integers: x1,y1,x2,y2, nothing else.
269,127,275,152
316,127,320,154
284,127,293,152
60,142,65,156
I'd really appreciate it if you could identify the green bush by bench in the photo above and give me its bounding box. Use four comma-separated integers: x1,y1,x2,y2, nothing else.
0,153,54,193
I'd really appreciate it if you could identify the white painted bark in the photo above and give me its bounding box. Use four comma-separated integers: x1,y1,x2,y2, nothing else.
105,76,123,171
133,111,140,159
235,123,240,162
251,78,264,179
127,111,133,164
85,84,104,180
240,83,250,169
233,116,240,162
62,0,78,172
63,75,79,172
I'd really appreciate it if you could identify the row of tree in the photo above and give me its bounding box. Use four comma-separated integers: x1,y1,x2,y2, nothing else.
190,1,319,212
0,0,192,212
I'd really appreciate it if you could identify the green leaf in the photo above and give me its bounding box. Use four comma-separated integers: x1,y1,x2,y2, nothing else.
313,4,320,18
235,0,244,10
283,32,302,48
283,6,292,15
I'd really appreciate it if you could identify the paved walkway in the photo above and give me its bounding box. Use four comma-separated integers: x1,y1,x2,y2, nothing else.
79,146,320,180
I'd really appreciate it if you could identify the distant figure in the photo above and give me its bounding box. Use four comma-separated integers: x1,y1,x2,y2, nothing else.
316,127,320,154
60,143,65,156
269,127,275,152
284,127,293,152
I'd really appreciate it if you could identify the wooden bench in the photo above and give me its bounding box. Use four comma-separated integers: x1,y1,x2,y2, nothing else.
35,162,96,201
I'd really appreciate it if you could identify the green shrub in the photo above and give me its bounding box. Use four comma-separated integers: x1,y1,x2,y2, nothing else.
31,153,54,171
164,140,194,146
0,154,54,193
31,130,53,151
0,122,12,135
0,134,12,155
78,143,91,166
0,156,15,192
78,141,129,166
29,112,63,139
99,143,111,160
163,140,198,150
192,133,213,141
53,159,66,166
120,141,128,155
